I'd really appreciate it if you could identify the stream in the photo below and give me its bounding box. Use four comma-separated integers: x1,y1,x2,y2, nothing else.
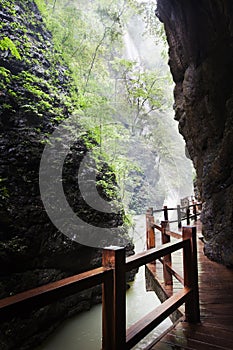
38,215,172,350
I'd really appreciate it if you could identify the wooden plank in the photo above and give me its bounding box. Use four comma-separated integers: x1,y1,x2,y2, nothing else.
157,333,232,350
177,204,182,228
182,227,200,323
161,221,172,286
151,341,194,349
163,206,168,221
126,240,186,272
163,261,184,285
152,223,163,232
102,247,126,350
149,220,233,350
148,215,156,250
126,287,191,349
145,264,183,323
0,267,111,320
102,253,115,350
114,247,126,349
173,323,233,349
166,230,182,239
186,207,190,225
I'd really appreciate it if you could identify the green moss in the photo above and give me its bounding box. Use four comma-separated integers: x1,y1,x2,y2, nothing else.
23,83,47,99
0,1,74,124
0,37,21,60
1,0,16,15
0,67,11,83
2,103,12,109
8,89,17,98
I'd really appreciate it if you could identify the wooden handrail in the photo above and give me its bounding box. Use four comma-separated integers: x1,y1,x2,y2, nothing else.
126,287,191,348
0,222,200,349
125,240,186,272
152,223,163,232
0,267,112,321
165,230,182,239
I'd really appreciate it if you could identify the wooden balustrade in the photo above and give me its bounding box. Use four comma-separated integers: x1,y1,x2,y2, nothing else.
0,234,200,349
148,200,202,229
0,200,201,349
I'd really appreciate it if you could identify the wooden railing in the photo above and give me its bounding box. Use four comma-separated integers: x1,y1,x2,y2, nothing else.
0,225,200,349
148,199,202,229
145,199,201,331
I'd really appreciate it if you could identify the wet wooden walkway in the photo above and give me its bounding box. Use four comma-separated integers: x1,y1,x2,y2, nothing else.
149,222,233,350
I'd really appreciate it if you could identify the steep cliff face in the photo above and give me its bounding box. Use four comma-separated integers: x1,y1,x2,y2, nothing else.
157,0,233,266
0,1,132,349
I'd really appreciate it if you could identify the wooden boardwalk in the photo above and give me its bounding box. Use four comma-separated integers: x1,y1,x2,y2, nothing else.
149,221,233,350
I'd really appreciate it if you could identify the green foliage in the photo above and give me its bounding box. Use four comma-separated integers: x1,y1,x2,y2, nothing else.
0,37,21,60
32,0,176,213
0,66,11,83
1,0,16,15
0,0,192,218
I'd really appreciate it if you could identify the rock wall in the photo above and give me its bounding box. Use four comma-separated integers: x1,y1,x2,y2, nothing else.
0,1,133,349
156,0,233,266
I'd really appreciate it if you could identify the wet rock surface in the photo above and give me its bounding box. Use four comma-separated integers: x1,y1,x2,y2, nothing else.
157,0,233,266
0,1,134,349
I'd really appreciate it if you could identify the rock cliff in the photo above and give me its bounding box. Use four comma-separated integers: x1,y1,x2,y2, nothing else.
0,1,133,349
157,0,233,266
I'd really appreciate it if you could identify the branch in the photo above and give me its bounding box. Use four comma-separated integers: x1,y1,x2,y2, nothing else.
83,1,127,93
83,29,108,93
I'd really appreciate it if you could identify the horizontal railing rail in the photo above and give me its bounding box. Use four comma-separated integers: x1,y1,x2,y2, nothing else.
0,267,113,321
126,240,185,272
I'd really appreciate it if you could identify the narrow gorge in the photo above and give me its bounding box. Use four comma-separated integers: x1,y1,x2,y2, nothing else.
1,0,233,349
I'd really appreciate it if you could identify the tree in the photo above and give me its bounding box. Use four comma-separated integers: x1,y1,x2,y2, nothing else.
110,58,171,135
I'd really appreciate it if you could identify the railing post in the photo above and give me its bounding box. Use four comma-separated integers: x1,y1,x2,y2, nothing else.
177,204,182,228
186,206,190,225
182,226,200,323
146,208,152,250
193,202,197,222
163,205,168,221
146,209,155,251
161,221,172,286
102,247,126,350
146,208,155,249
102,260,114,350
197,201,202,212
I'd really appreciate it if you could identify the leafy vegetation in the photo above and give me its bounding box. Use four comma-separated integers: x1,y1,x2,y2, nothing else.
0,36,21,60
32,0,181,212
1,0,192,214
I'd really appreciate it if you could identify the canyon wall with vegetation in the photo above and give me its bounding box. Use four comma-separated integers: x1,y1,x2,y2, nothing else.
0,1,132,349
157,0,233,266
